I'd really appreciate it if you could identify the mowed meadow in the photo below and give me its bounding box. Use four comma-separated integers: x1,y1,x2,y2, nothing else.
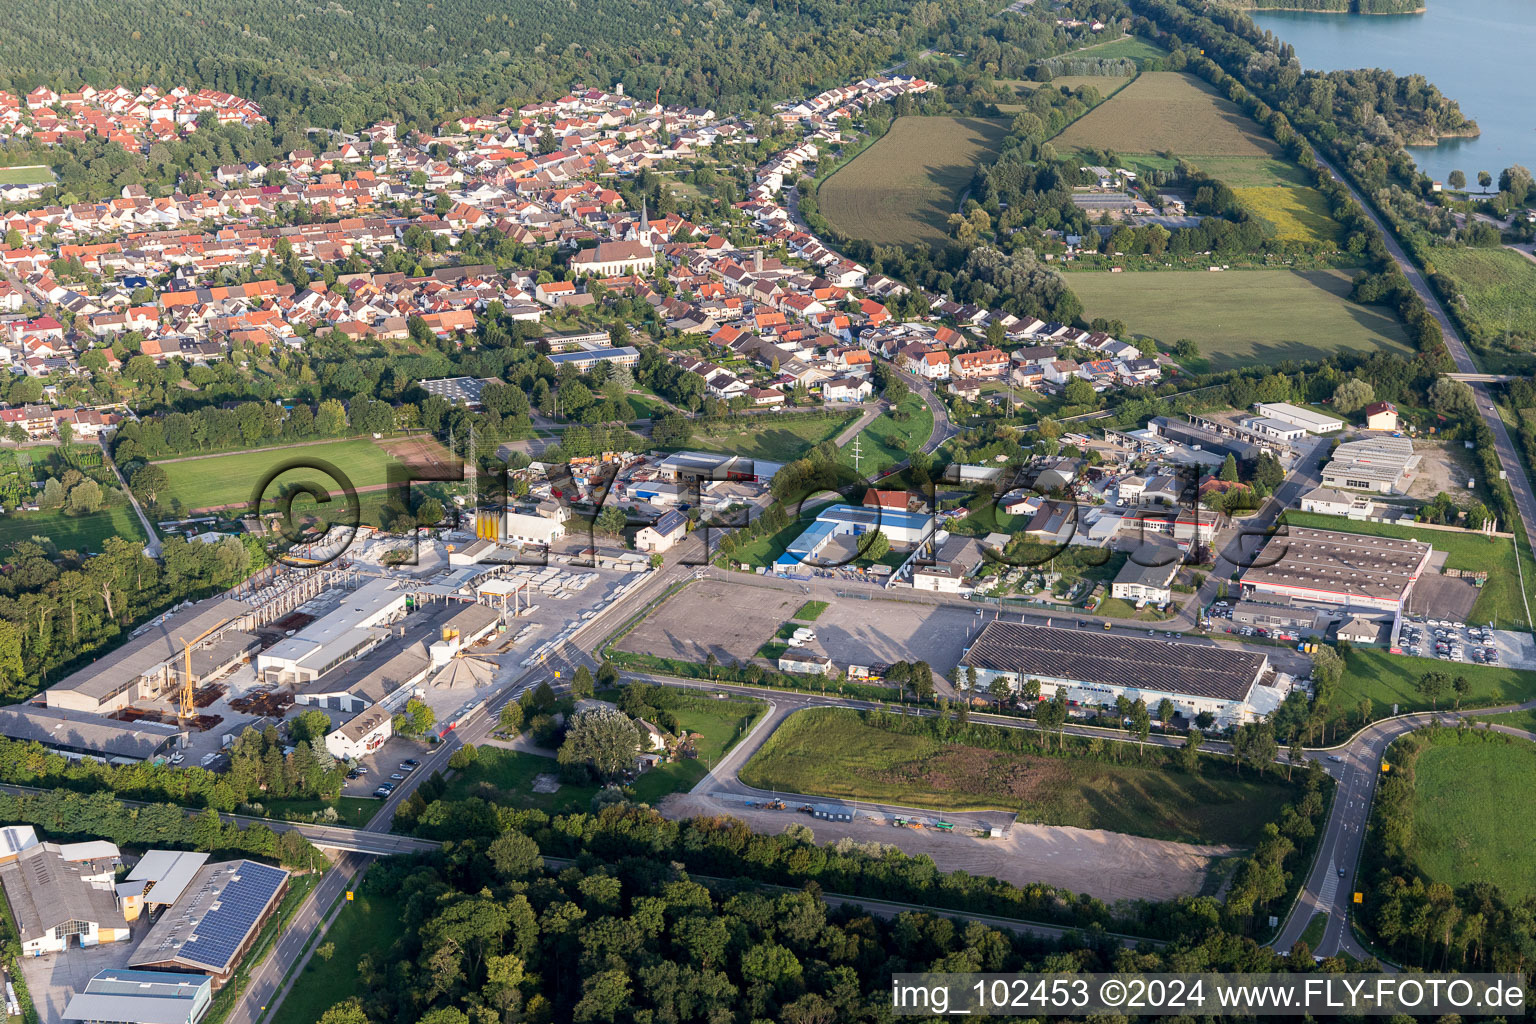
1069,268,1411,369
818,115,1009,247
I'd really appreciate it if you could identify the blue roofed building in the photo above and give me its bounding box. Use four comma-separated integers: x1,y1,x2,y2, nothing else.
773,503,935,567
62,969,212,1024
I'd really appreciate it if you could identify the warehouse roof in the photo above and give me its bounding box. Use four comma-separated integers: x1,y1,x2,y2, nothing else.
130,860,289,975
0,842,122,945
0,704,184,761
1241,526,1430,602
63,969,211,1024
126,850,210,908
962,621,1266,703
47,597,252,703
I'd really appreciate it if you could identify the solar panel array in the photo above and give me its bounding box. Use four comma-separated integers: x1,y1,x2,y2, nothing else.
177,861,287,972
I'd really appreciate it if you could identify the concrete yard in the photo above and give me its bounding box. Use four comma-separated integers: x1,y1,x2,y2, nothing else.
618,578,992,685
661,792,1229,904
17,926,143,1024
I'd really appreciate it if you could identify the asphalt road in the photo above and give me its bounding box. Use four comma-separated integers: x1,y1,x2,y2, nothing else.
1272,699,1536,961
1317,151,1536,628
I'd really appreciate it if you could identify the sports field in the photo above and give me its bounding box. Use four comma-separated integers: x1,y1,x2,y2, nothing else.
739,707,1296,846
819,115,1009,247
1053,72,1280,158
1068,268,1412,369
1232,185,1343,245
0,165,53,185
154,438,442,512
1406,735,1536,898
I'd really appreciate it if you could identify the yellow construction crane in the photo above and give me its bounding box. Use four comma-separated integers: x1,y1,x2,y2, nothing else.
178,619,231,720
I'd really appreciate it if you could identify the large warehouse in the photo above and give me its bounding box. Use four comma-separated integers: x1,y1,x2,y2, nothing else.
774,503,935,568
45,597,258,715
1238,525,1432,613
0,704,185,763
959,621,1270,726
130,859,290,980
1321,436,1421,495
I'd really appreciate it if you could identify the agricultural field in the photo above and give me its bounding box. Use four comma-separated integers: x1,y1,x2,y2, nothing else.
1053,72,1280,158
739,708,1296,846
819,115,1009,247
1232,185,1343,244
1282,512,1535,627
1068,268,1412,370
1425,246,1536,352
1185,154,1315,187
153,437,442,513
0,503,144,554
687,412,855,463
0,165,53,185
1403,734,1536,898
1338,649,1536,722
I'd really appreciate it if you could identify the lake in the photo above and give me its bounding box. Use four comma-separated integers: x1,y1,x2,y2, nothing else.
1253,0,1536,185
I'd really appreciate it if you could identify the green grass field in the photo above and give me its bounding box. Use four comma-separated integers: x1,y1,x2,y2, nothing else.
739,708,1295,845
1471,708,1536,734
819,116,1010,247
0,165,53,185
1424,246,1536,349
792,600,829,621
0,503,144,554
838,395,934,475
1069,36,1169,66
1299,912,1328,949
1407,736,1536,898
450,695,765,809
279,885,405,1024
1281,512,1534,628
1180,154,1316,187
258,796,379,828
687,414,854,463
154,439,411,512
626,697,766,804
1068,268,1412,369
1339,648,1536,721
1232,185,1343,245
1054,72,1280,158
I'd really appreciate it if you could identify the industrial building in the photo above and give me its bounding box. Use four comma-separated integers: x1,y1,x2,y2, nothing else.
255,579,407,686
653,450,784,485
960,621,1270,725
0,835,129,956
45,597,258,715
1321,436,1421,495
636,509,687,553
1253,402,1343,435
118,851,210,923
502,503,569,547
0,704,185,763
129,860,289,980
774,503,935,568
62,969,212,1024
1238,525,1432,613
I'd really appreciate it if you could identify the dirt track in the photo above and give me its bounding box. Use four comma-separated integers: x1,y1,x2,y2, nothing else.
660,792,1231,904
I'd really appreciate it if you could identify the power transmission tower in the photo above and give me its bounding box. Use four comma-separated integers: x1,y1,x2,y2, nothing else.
849,434,863,473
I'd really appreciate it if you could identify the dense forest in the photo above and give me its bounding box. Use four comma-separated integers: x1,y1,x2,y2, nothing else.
3,0,992,133
1242,0,1424,13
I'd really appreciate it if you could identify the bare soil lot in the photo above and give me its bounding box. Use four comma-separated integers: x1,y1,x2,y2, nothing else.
661,792,1226,903
617,579,802,663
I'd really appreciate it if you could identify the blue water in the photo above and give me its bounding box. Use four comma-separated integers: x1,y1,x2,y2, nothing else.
1252,0,1536,185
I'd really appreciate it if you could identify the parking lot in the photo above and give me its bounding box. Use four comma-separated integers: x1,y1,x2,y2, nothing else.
1399,617,1510,667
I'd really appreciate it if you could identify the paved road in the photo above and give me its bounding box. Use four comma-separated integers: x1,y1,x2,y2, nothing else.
229,854,366,1024
99,437,162,558
1272,699,1536,960
1317,152,1536,627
